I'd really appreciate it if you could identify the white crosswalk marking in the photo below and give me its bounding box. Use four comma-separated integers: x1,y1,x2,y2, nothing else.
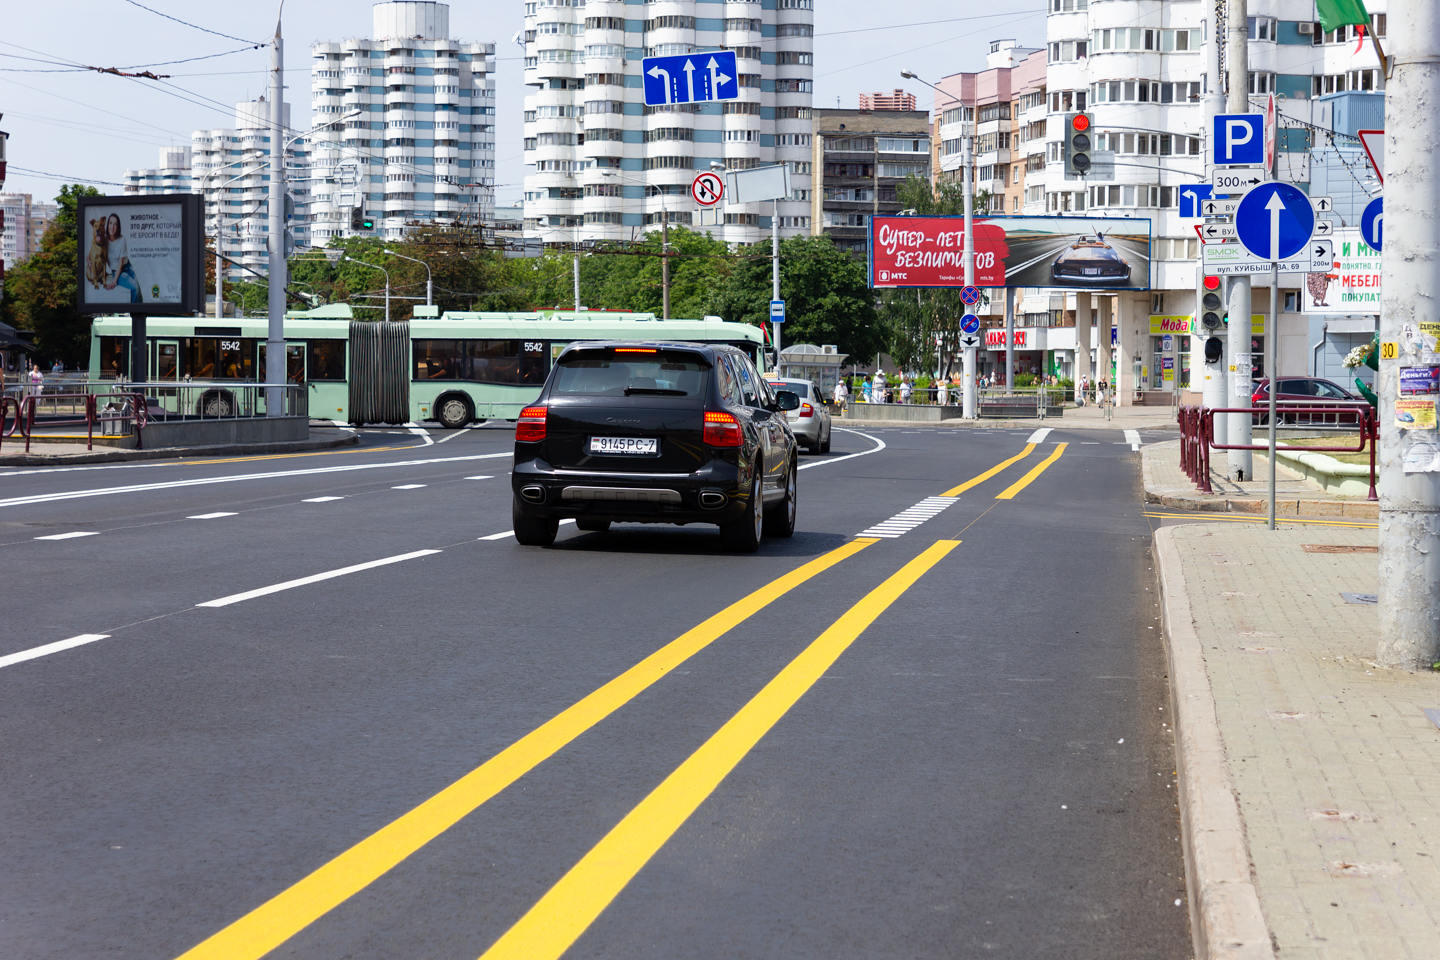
1125,429,1141,451
858,496,958,539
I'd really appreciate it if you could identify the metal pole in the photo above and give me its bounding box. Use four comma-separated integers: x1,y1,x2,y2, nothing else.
572,247,580,311
1199,3,1229,439
384,275,390,323
1267,262,1278,529
1224,0,1252,471
215,230,222,320
771,197,782,359
961,106,977,420
426,274,432,308
1004,287,1015,392
129,312,147,387
1378,0,1440,669
661,205,670,321
264,18,286,417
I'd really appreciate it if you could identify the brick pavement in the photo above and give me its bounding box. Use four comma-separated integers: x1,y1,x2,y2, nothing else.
1157,521,1440,959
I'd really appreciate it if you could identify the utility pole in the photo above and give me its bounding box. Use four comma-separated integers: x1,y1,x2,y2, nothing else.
771,197,782,359
1200,0,1228,435
1378,0,1440,669
572,246,580,311
1224,0,1253,471
661,205,670,321
265,17,286,416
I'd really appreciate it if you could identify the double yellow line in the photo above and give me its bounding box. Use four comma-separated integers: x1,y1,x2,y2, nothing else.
177,439,1065,960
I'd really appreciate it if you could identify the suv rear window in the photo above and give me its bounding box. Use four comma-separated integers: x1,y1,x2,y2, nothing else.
550,350,709,397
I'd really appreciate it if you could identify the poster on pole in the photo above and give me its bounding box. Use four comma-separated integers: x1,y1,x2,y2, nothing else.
1301,229,1378,315
868,214,1152,290
76,193,205,315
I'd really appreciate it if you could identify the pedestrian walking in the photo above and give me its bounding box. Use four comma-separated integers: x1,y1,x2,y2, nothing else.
937,378,948,406
899,376,912,405
28,363,44,399
832,378,848,416
861,377,872,403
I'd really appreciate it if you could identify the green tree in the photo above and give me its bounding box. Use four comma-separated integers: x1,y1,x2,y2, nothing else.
4,183,99,365
704,233,881,361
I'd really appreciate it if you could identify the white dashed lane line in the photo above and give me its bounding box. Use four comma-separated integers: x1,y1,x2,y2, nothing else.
34,531,99,541
857,496,958,539
196,549,443,608
188,512,238,520
0,634,111,671
302,496,345,503
391,484,427,490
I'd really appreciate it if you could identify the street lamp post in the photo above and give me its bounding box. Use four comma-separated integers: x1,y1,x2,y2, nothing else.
383,248,432,306
345,256,391,322
901,69,977,419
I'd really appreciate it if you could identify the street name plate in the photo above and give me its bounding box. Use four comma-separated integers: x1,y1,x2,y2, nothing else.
1202,239,1333,275
1200,198,1240,217
1211,168,1268,195
1200,222,1237,240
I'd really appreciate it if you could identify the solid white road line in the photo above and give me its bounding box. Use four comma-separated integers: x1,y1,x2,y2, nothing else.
464,475,494,480
391,484,427,490
797,428,886,471
479,519,576,542
0,452,513,510
403,423,435,446
187,512,238,520
34,531,99,541
0,634,110,671
1125,429,1141,451
196,550,443,608
1027,427,1053,444
302,496,345,503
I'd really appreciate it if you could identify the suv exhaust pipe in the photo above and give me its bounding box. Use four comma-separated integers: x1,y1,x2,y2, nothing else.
520,485,546,504
698,490,726,510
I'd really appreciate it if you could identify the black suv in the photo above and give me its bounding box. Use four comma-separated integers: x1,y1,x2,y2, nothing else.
511,341,801,551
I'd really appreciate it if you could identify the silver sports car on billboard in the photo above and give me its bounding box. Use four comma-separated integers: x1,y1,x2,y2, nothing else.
1050,233,1132,285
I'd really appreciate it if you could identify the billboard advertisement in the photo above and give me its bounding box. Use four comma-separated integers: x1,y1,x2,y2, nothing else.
869,214,1152,291
76,194,205,316
1302,229,1379,315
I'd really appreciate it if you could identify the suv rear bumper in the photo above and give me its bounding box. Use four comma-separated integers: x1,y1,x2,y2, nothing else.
512,456,750,524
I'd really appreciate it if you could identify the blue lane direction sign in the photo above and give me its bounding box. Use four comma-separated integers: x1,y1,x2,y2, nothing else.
770,299,785,323
1179,184,1214,218
1361,196,1383,251
642,51,739,106
960,285,982,306
1235,182,1316,262
1214,113,1265,166
960,313,981,335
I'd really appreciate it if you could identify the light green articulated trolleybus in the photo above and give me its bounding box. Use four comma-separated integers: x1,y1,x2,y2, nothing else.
89,306,769,427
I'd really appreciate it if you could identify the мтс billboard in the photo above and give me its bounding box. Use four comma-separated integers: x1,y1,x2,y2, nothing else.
869,214,1152,291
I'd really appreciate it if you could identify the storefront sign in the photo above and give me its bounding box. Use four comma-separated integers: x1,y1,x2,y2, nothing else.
1301,229,1380,315
1150,314,1266,337
985,330,1028,348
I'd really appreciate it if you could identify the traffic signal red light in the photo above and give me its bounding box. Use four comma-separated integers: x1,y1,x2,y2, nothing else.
1071,113,1090,133
1203,275,1221,291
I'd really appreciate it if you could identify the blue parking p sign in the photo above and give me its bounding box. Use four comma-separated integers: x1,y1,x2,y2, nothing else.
1213,113,1265,166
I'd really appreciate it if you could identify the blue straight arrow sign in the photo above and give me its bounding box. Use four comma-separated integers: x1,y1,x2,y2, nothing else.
1234,182,1315,262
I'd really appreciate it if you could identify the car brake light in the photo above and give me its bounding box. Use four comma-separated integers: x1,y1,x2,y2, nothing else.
702,410,743,447
516,405,547,442
613,347,657,354
799,402,813,418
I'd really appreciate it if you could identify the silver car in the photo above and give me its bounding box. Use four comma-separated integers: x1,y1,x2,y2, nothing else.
764,376,832,453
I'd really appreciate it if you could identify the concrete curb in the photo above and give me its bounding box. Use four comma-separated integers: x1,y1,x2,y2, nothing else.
0,428,360,466
1155,526,1275,960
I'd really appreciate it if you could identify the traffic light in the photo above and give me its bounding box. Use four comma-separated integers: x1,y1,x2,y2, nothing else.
1204,336,1223,365
1199,274,1225,330
350,206,362,230
1063,112,1092,176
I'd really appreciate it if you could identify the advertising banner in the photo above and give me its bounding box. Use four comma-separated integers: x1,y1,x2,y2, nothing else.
869,215,1151,290
1302,229,1379,315
77,194,204,316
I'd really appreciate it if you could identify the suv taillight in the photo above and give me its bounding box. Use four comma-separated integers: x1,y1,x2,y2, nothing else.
516,405,547,442
702,410,743,447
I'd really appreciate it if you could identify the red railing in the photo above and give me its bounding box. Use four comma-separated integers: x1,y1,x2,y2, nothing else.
1178,405,1378,501
0,391,147,454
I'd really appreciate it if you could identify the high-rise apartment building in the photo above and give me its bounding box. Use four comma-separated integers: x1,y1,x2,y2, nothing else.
308,1,497,244
122,146,193,196
0,193,55,269
810,108,929,256
521,0,815,246
189,98,310,282
858,89,917,112
916,6,1389,402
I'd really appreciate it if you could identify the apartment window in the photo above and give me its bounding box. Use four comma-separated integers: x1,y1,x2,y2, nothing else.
1247,17,1275,41
877,138,928,153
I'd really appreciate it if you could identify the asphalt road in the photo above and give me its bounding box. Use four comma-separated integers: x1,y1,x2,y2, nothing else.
0,423,1190,960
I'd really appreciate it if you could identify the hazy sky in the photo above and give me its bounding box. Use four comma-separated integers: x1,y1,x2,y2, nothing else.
1,1,1047,207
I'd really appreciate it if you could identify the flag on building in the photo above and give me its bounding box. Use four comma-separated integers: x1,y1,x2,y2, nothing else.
1315,0,1370,32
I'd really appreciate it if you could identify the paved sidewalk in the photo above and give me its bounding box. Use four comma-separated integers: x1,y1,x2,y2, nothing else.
0,428,358,465
837,401,1182,431
1156,522,1440,960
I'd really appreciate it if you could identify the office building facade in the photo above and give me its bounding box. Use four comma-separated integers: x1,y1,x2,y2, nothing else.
521,0,815,246
308,0,497,244
810,108,929,256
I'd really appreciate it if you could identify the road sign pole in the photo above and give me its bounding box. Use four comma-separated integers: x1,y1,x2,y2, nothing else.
1378,0,1440,670
961,115,977,420
1267,261,1278,528
1224,0,1252,472
771,197,781,360
1201,1,1228,439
